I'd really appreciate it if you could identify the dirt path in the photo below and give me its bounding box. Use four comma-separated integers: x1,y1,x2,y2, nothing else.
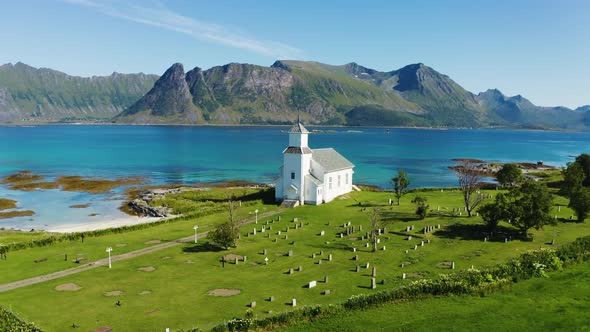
0,209,282,293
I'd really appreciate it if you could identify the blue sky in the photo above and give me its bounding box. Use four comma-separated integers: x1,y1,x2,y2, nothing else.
1,0,588,108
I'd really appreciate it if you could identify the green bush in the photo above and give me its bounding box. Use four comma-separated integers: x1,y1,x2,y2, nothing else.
0,306,43,332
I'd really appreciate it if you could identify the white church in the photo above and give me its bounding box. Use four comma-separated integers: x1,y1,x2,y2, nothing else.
275,122,355,206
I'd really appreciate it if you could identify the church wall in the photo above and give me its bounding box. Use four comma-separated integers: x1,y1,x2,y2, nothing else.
322,168,354,203
282,153,311,204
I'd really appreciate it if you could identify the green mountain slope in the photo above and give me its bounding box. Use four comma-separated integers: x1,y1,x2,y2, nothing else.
0,62,158,123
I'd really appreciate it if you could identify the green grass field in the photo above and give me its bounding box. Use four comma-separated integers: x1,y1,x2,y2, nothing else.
284,259,590,332
0,189,587,331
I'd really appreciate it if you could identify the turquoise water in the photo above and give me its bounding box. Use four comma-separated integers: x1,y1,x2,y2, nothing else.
0,125,589,229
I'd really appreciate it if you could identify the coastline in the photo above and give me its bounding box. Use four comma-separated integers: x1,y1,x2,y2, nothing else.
45,215,163,233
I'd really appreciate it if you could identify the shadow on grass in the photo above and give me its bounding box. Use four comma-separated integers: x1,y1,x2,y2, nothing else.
380,211,421,222
434,223,520,241
182,242,225,253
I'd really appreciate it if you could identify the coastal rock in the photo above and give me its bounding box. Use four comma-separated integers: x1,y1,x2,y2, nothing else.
127,200,169,218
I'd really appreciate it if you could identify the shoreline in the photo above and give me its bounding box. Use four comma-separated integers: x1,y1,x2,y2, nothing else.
44,215,163,233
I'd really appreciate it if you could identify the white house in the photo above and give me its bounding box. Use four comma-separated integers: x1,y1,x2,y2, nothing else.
275,122,355,206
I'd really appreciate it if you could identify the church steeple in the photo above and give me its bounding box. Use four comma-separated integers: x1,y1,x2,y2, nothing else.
287,119,310,151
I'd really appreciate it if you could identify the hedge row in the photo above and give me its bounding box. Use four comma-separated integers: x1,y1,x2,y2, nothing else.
211,236,590,331
0,306,42,332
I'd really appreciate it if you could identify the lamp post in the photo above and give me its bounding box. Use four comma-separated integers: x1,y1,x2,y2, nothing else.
193,225,199,244
255,209,259,224
106,247,113,269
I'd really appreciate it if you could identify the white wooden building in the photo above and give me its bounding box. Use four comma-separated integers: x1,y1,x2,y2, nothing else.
275,122,355,206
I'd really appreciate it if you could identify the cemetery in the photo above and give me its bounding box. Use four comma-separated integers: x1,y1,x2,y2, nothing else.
0,186,589,331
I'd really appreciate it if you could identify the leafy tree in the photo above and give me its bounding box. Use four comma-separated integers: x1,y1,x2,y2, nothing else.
454,161,486,217
412,195,429,219
368,208,382,252
508,181,554,237
496,163,523,187
561,162,585,197
568,188,590,222
575,153,590,186
208,197,240,249
392,170,410,205
478,193,511,232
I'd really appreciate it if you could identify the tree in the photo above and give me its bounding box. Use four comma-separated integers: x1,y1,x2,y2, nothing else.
368,208,382,252
575,153,590,186
412,195,429,219
392,170,410,205
208,197,240,249
496,163,523,187
561,162,584,197
454,161,486,217
508,181,553,237
478,193,511,232
568,188,590,222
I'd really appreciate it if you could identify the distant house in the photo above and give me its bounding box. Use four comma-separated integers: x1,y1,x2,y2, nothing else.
275,122,355,206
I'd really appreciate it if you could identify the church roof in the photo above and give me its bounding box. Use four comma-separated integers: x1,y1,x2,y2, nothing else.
289,122,309,134
284,146,313,154
312,148,354,172
305,174,323,186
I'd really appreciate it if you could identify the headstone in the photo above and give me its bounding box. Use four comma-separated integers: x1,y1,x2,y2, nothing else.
438,224,441,228
288,250,293,257
261,226,265,233
293,217,297,222
298,266,303,272
372,267,377,277
402,273,406,279
421,241,424,246
352,247,357,252
484,237,487,242
406,226,411,232
253,228,256,235
324,290,331,295
269,225,272,230
414,245,418,250
309,280,317,288
267,234,271,238
320,250,324,256
289,268,294,274
243,256,247,262
354,255,358,261
558,206,561,212
356,265,360,272
312,253,316,258
451,261,455,269
423,228,427,234
427,239,431,244
263,249,267,255
320,231,325,236
365,262,370,269
408,236,412,241
318,259,322,265
295,224,298,230
340,233,343,238
381,279,386,285
505,237,508,243
366,243,370,248
371,278,376,289
377,239,381,244
551,239,555,245
401,263,404,268
405,250,409,254
292,298,296,307
235,258,239,265
382,246,386,251
269,296,274,302
329,254,333,261
359,225,363,231
278,231,281,235
250,301,256,308
324,275,329,283
285,235,288,240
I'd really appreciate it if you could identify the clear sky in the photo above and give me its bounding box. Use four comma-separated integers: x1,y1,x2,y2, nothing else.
1,0,588,108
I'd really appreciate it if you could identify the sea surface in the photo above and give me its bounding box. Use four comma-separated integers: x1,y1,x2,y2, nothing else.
0,125,589,230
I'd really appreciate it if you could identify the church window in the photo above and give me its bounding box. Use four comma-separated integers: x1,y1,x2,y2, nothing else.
291,172,295,180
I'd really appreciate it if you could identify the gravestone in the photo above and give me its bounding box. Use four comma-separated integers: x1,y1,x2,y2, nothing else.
309,281,317,288
551,239,555,245
285,235,288,240
298,266,303,272
382,246,386,251
312,254,316,258
261,226,265,233
263,249,267,255
253,229,256,235
359,225,363,231
324,290,331,295
320,231,325,236
292,298,296,306
243,256,247,262
278,231,281,235
318,259,322,265
340,233,343,238
324,275,329,283
371,278,376,289
405,250,409,254
381,279,386,285
356,265,360,272
267,234,271,238
372,267,377,277
354,255,359,261
320,250,324,255
414,245,418,250
289,268,294,274
329,254,333,261
402,273,406,279
427,239,431,244
451,261,455,269
269,296,274,302
250,301,256,308
352,247,357,253
408,236,412,241
365,262,370,269
288,250,293,257
365,243,370,248
421,241,424,246
235,258,239,265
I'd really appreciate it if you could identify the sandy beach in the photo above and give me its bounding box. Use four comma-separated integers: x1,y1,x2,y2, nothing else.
46,216,163,233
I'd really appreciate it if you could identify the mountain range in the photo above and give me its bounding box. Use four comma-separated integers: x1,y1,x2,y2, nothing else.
1,61,588,130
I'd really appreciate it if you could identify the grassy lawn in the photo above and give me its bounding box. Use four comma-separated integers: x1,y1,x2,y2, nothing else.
0,189,587,331
0,188,276,284
284,259,590,332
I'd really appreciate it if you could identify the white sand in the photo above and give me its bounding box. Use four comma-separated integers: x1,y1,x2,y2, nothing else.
46,216,163,233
